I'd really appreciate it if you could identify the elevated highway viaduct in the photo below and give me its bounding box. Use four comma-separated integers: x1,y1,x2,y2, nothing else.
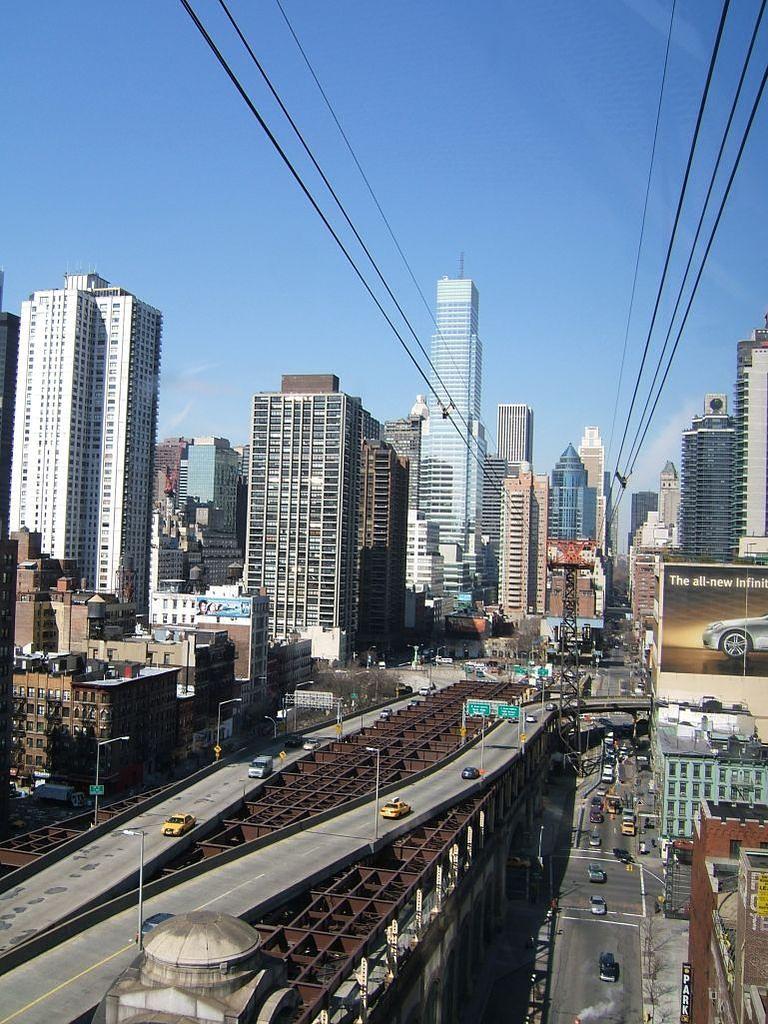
0,701,556,1023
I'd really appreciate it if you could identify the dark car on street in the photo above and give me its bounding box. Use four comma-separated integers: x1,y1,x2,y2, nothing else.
599,952,619,982
283,734,303,748
613,847,633,863
461,766,481,780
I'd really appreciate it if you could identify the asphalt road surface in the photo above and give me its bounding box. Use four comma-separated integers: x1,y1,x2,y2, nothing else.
548,754,664,1024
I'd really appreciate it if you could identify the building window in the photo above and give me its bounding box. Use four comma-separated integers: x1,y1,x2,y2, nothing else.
705,765,712,780
730,839,742,858
669,762,677,777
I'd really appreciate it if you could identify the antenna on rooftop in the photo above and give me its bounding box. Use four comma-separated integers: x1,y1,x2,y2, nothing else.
458,252,465,279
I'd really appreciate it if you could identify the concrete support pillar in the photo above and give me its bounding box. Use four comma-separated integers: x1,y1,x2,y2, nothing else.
416,887,424,935
314,1011,330,1024
435,863,444,911
479,809,486,846
467,824,474,865
386,919,399,980
356,956,369,1023
449,843,460,890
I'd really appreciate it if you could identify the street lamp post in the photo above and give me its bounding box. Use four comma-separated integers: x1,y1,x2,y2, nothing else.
215,698,242,761
93,735,129,827
120,829,146,948
263,715,278,739
290,679,315,733
480,715,487,774
365,746,381,844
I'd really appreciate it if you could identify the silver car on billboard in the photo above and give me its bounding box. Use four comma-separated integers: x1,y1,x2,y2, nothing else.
702,614,768,658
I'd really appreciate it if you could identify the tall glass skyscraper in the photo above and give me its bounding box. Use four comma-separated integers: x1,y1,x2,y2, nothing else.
420,276,486,594
549,444,597,540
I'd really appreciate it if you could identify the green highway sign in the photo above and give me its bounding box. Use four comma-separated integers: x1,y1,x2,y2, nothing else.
466,700,491,717
89,784,104,796
497,704,520,721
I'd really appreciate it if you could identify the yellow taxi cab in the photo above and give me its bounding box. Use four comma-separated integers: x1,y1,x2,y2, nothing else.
380,798,412,820
161,813,196,837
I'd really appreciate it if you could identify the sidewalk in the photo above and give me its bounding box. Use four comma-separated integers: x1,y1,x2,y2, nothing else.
640,895,690,1022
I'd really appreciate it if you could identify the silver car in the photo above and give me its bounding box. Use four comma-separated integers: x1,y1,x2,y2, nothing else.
702,614,768,658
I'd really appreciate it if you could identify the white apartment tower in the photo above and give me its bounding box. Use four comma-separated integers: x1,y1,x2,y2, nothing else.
244,375,362,663
406,509,444,596
10,273,161,609
579,426,607,551
497,404,533,467
735,331,768,540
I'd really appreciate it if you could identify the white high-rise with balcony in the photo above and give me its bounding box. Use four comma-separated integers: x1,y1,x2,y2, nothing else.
10,273,161,609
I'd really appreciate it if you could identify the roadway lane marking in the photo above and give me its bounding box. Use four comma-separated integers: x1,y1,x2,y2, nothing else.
560,907,645,919
640,864,647,917
195,872,265,911
559,915,639,928
0,943,134,1024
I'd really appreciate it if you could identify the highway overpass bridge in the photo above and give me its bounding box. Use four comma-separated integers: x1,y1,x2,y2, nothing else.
0,682,557,1024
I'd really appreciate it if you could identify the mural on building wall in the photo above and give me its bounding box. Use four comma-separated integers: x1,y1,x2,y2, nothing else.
660,563,768,677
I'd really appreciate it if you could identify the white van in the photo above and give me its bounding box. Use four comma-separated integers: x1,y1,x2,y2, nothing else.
248,755,274,779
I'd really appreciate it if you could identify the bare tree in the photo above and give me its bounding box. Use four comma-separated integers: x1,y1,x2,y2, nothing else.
641,917,660,1021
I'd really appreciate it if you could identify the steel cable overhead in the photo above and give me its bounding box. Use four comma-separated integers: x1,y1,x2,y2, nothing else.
604,0,677,479
217,0,511,502
178,0,516,532
606,50,768,543
622,0,767,476
273,0,505,458
607,0,731,515
598,0,677,552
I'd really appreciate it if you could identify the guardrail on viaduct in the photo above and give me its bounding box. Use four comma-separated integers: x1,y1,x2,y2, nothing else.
251,717,556,1024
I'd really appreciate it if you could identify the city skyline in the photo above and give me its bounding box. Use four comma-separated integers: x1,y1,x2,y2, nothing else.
3,4,765,504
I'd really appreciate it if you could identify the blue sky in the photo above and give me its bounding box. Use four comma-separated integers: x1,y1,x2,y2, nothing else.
2,1,767,541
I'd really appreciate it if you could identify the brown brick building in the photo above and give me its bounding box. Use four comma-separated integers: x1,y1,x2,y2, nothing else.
0,537,17,835
357,440,408,649
14,527,136,653
689,801,768,1024
12,653,179,792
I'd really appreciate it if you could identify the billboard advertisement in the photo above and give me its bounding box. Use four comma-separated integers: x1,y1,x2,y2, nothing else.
196,595,252,620
660,563,768,677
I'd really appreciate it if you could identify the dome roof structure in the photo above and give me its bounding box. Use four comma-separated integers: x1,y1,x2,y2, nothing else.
144,911,261,970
